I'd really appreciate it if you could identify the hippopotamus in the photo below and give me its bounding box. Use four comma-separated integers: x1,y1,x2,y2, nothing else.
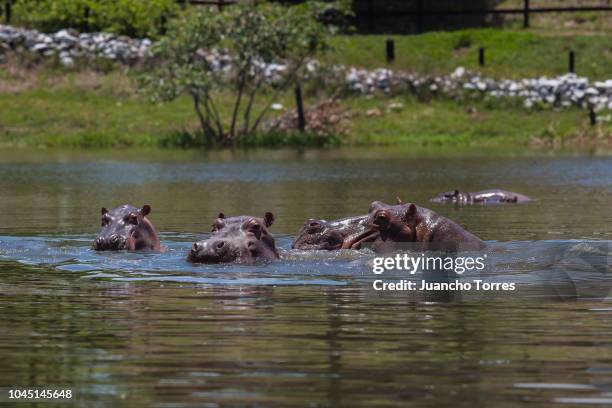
343,201,485,253
93,204,161,251
292,215,370,250
430,189,531,205
188,212,278,263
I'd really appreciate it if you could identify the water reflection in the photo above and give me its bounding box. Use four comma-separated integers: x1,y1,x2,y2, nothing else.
0,148,611,407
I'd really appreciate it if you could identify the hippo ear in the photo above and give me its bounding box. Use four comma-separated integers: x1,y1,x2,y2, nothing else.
101,207,108,215
264,212,274,227
140,205,151,216
403,203,418,222
454,189,460,197
218,212,225,219
396,196,403,205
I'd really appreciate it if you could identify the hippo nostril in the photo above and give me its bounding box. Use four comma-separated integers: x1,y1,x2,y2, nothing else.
216,241,225,249
309,222,320,228
93,237,103,249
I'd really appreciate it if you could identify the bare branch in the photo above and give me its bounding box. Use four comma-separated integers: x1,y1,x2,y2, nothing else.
249,54,310,134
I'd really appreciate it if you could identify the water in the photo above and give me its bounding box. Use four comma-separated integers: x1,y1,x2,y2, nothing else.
0,147,611,407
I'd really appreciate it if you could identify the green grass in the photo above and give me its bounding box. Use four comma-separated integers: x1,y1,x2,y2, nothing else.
344,96,599,147
1,78,607,149
328,29,612,80
0,28,610,149
0,85,191,147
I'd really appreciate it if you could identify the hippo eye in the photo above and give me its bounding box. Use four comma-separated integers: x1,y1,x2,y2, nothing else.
101,214,111,227
246,220,262,238
212,220,225,233
374,211,390,225
247,222,261,233
307,221,323,233
126,213,138,225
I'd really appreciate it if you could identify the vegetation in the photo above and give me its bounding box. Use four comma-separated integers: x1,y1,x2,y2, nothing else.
139,1,345,146
11,0,178,38
0,64,609,150
327,29,612,80
0,2,610,151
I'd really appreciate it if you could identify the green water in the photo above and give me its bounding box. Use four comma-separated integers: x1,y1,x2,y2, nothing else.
0,148,611,407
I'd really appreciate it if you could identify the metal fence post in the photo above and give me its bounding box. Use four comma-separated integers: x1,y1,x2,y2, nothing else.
416,0,424,34
479,47,485,66
5,0,13,24
295,85,306,132
367,0,374,33
386,39,395,63
523,0,530,28
569,50,575,73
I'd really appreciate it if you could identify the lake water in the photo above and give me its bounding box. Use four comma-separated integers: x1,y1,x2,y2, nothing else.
0,147,611,407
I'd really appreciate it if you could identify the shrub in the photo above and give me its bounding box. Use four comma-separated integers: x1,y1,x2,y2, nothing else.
139,1,348,146
13,0,178,38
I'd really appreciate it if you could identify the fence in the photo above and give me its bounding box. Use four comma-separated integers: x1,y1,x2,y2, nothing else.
4,1,612,28
357,0,612,33
177,0,236,9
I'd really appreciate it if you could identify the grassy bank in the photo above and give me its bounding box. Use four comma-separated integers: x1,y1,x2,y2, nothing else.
328,29,612,80
0,28,611,150
1,69,608,150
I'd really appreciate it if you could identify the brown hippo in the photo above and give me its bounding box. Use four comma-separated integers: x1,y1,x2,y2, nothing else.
188,212,278,264
430,189,531,205
93,204,161,251
343,201,485,253
292,215,371,250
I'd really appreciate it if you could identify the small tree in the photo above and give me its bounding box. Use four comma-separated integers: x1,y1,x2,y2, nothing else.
139,1,347,146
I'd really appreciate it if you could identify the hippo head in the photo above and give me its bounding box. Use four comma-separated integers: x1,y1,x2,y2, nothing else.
188,212,278,264
342,201,418,249
292,215,373,250
430,190,469,204
93,204,158,251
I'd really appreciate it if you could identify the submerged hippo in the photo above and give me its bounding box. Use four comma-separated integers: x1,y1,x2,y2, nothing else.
292,215,370,250
93,204,161,251
188,212,278,264
343,201,485,253
430,189,531,205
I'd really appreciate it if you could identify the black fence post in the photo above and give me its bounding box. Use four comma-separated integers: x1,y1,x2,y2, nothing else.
589,107,597,126
5,0,12,24
295,85,306,132
386,39,395,63
160,14,167,36
218,0,224,11
569,50,575,73
479,47,485,66
416,0,424,34
523,0,530,28
367,0,374,33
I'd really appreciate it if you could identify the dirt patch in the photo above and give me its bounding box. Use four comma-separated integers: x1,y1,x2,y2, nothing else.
266,98,354,137
0,52,136,96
